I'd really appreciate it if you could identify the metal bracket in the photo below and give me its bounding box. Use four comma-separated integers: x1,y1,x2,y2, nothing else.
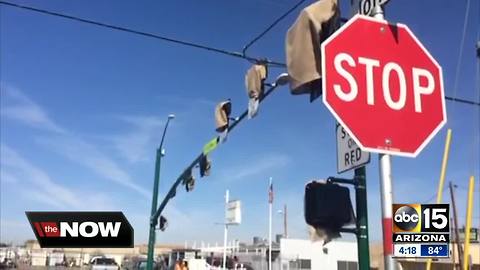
339,227,358,235
327,176,358,186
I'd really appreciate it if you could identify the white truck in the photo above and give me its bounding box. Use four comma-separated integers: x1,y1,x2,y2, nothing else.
90,256,120,270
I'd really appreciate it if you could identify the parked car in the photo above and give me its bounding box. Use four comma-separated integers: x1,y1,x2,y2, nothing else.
90,257,119,270
0,258,17,269
123,258,162,270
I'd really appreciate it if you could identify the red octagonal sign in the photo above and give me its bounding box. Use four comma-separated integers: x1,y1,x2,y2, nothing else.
322,15,446,157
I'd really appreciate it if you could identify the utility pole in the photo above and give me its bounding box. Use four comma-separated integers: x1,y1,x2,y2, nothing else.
223,190,229,270
451,217,457,270
283,204,288,239
450,181,464,269
268,177,273,270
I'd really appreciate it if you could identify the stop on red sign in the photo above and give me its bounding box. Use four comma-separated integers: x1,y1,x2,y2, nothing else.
322,15,446,157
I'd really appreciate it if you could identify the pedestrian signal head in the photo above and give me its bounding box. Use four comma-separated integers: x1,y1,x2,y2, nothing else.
304,180,354,242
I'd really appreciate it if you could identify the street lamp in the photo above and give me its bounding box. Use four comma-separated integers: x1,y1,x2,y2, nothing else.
273,73,290,87
147,114,175,270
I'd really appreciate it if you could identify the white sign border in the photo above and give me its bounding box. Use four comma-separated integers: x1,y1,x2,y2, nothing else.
321,14,447,158
336,123,370,174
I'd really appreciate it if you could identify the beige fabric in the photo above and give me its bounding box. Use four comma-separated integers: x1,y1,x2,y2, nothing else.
245,64,268,99
215,100,231,132
286,0,339,94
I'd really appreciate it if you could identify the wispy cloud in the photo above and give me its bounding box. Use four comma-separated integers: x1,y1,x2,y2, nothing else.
0,170,19,184
1,144,119,211
220,154,291,182
111,115,166,163
1,144,82,209
36,136,150,199
0,85,65,133
0,85,149,199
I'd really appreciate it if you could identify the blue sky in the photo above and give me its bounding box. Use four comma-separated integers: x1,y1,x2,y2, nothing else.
0,0,479,246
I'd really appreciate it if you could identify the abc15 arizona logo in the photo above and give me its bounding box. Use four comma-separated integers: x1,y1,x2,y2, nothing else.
393,204,449,233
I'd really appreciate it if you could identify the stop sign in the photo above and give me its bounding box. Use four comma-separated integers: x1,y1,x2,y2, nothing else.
322,15,446,157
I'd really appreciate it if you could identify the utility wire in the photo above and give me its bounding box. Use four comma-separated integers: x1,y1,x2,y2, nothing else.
422,184,448,204
242,0,349,57
445,96,480,106
449,0,472,118
0,0,286,67
2,1,480,107
242,0,308,56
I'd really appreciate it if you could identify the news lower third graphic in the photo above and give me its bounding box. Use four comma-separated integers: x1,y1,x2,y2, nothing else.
392,204,450,258
25,212,134,248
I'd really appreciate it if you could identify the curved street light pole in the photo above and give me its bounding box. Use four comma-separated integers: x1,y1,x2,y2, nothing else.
147,114,175,270
147,74,290,270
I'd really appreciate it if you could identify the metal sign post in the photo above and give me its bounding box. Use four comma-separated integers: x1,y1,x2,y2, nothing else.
373,5,396,270
379,153,395,270
354,166,371,270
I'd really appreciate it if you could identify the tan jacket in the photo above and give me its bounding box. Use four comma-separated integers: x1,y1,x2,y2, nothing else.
286,0,339,97
245,64,267,99
215,100,231,132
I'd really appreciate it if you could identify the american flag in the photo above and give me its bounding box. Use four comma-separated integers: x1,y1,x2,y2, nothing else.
268,182,273,204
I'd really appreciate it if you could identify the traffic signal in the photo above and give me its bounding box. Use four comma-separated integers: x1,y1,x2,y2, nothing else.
215,100,232,132
199,154,211,177
304,181,354,242
245,64,267,118
286,0,339,101
159,215,168,231
182,169,195,192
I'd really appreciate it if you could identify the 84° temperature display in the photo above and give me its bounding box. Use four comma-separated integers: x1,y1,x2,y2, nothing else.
421,244,449,257
394,244,449,258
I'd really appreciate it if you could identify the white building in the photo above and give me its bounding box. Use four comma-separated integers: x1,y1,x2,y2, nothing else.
0,247,16,261
30,249,48,266
280,239,358,270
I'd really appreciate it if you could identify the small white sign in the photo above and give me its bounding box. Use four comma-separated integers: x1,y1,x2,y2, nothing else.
336,124,370,173
359,0,390,16
226,200,241,225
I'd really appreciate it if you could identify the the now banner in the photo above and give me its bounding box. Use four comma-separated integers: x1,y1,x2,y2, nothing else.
26,211,134,248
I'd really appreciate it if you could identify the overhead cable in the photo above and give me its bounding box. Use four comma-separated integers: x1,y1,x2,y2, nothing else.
0,0,286,67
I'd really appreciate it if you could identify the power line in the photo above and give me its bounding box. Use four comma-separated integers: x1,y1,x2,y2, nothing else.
241,0,350,58
445,96,480,106
451,0,471,104
2,0,480,108
422,184,448,204
449,0,472,119
242,0,308,56
0,0,286,67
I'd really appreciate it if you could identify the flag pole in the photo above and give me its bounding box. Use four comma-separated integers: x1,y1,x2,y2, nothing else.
223,189,229,270
268,177,273,270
